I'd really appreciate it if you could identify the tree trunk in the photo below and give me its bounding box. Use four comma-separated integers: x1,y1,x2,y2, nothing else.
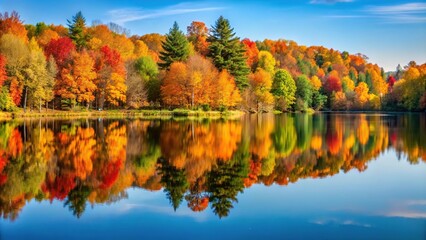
24,87,28,113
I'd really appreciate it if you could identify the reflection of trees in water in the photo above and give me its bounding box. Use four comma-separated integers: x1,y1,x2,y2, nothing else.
158,157,189,211
0,114,425,220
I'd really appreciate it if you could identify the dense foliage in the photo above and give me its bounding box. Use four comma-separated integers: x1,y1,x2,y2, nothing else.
0,11,424,112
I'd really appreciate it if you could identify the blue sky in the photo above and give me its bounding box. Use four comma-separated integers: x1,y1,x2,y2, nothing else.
1,0,425,71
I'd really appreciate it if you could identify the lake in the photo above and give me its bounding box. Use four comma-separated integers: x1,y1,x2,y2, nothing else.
0,113,425,239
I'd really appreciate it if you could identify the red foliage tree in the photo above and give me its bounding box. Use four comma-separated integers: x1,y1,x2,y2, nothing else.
324,75,342,94
45,37,75,67
99,159,122,189
242,38,259,70
387,75,396,92
99,45,124,73
9,77,23,105
0,54,6,87
0,150,8,186
42,174,76,201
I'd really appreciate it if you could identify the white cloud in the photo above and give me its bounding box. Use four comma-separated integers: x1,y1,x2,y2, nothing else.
367,2,426,14
107,3,224,25
324,2,426,24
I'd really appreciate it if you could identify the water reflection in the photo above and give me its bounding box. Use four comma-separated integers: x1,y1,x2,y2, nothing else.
0,113,425,220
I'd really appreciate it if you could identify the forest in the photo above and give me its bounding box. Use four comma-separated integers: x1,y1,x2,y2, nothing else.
0,11,425,112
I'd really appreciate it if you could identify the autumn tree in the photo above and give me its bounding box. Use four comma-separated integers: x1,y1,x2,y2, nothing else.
95,45,127,108
242,38,259,70
324,73,342,94
187,21,209,56
213,70,242,109
257,50,276,75
249,69,274,112
159,22,190,70
0,34,29,106
208,16,250,91
37,28,59,47
139,33,165,59
161,55,217,108
45,37,75,67
161,62,188,107
331,91,347,110
370,69,388,96
45,56,57,109
0,86,14,111
24,38,51,112
133,40,149,59
67,11,89,49
57,51,96,109
271,69,296,111
0,54,6,87
387,75,396,92
354,82,369,109
0,11,28,42
126,60,147,108
342,76,355,93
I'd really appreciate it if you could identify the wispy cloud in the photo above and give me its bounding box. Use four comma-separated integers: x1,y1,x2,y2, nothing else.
107,3,224,25
115,203,210,222
365,2,426,23
310,0,354,4
310,218,371,228
367,2,426,14
324,2,426,23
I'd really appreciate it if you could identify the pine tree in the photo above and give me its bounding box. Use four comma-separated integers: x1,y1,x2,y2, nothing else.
158,22,190,70
207,16,249,91
67,11,89,50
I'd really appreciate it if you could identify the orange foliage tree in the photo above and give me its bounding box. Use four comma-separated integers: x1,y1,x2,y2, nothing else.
187,21,209,56
0,11,28,42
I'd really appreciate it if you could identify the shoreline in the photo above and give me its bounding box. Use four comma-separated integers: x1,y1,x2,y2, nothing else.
1,109,425,121
0,109,245,121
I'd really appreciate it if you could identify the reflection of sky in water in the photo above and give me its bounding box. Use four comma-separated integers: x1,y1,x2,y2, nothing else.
2,150,425,239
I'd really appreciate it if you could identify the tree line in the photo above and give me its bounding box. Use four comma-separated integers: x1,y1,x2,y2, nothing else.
0,11,425,112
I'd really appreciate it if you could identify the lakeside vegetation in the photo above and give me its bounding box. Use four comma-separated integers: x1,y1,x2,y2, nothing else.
0,11,425,114
0,108,244,120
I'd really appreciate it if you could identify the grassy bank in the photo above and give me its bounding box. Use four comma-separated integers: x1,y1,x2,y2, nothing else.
0,109,245,120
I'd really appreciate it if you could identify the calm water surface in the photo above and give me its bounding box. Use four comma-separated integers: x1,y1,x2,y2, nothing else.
0,113,425,239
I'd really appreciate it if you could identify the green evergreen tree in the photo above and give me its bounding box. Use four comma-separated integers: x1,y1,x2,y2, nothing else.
206,142,248,218
349,69,357,84
67,11,89,50
365,71,372,89
158,157,189,211
64,185,90,218
207,16,249,91
158,22,190,70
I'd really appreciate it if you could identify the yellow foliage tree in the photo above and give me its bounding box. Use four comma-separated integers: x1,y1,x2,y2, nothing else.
72,51,97,107
250,69,274,111
310,75,322,91
354,82,369,109
213,70,242,108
